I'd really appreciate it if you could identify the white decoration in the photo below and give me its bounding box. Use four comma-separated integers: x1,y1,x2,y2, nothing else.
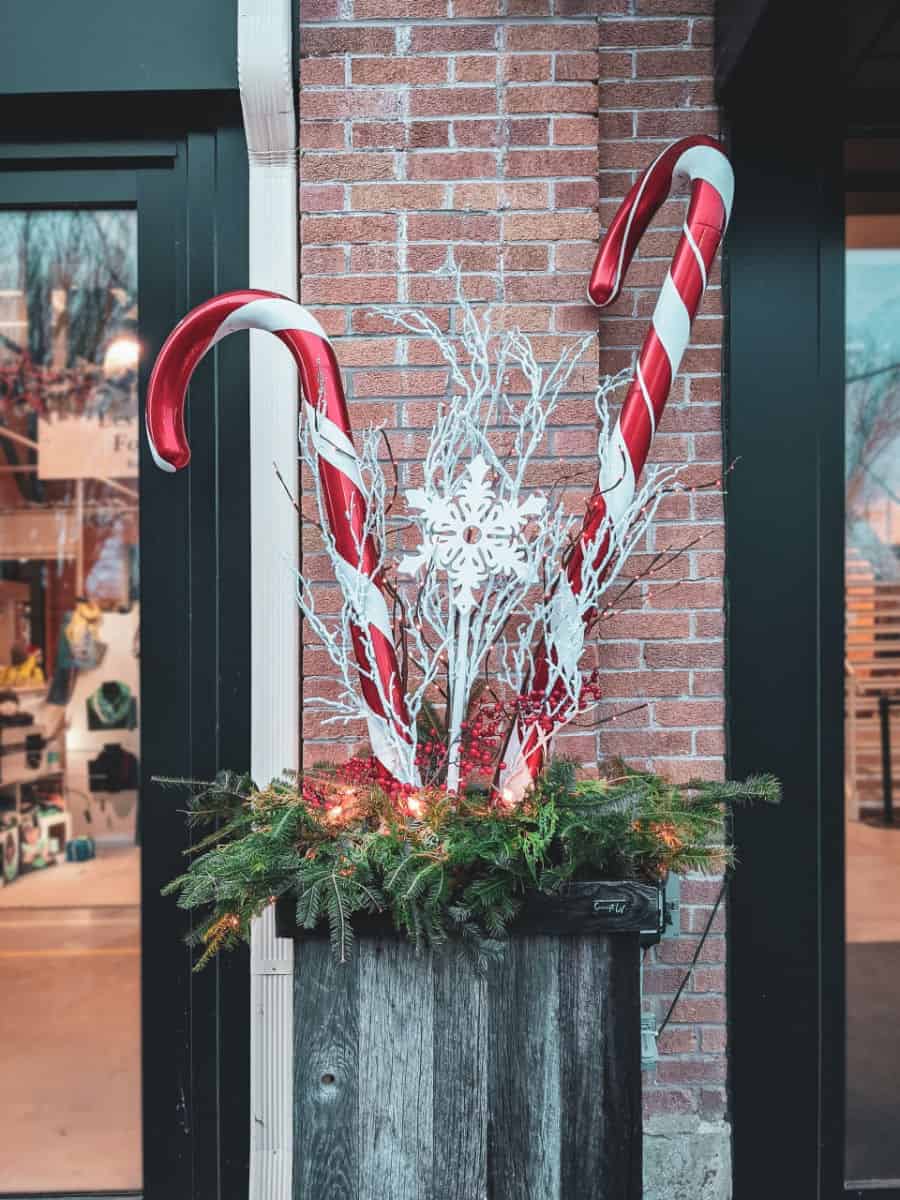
400,453,545,612
295,273,683,796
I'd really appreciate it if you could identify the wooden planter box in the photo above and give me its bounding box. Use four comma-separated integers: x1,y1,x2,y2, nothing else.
277,881,662,1200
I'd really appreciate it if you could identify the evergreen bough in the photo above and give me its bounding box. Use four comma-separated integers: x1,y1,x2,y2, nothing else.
161,759,779,969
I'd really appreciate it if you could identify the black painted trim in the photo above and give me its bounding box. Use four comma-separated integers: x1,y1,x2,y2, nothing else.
721,5,845,1198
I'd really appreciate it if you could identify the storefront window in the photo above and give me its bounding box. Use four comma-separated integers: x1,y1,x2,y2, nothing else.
0,209,141,1192
845,212,900,1185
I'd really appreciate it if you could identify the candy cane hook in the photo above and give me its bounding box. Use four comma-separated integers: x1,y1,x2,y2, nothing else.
500,135,734,802
145,289,418,785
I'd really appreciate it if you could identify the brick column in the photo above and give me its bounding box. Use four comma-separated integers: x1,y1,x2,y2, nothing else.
298,5,730,1195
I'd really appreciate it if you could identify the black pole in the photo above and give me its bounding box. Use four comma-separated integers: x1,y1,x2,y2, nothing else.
880,694,894,825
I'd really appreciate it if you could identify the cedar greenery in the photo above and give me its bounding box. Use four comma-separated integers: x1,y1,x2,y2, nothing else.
161,759,779,969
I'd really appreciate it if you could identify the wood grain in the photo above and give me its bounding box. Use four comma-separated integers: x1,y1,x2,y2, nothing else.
558,934,642,1198
488,936,562,1200
358,938,434,1199
294,938,359,1200
292,925,643,1198
432,952,489,1200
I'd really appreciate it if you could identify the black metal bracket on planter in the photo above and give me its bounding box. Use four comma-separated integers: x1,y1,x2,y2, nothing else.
276,879,664,943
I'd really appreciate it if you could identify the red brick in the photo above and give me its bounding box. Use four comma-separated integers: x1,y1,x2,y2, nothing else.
502,54,553,81
351,57,448,86
303,152,395,183
644,642,723,669
409,24,497,52
301,274,399,304
453,0,503,12
301,27,394,55
643,1088,698,1117
407,150,498,179
654,699,724,726
299,183,344,212
503,212,596,240
354,0,447,14
302,88,401,121
555,52,600,81
300,58,345,86
506,84,599,114
600,80,690,108
636,48,711,77
668,996,726,1023
455,55,497,82
331,337,398,368
301,214,398,244
554,179,600,208
636,0,713,13
300,245,345,274
553,116,600,145
692,17,715,46
507,118,551,146
301,0,340,17
407,213,500,241
507,23,595,51
349,244,399,272
351,122,405,149
658,1028,698,1055
352,369,450,399
597,50,634,79
656,1059,727,1085
300,121,346,150
411,87,498,117
598,17,690,47
408,121,450,148
506,148,599,177
350,183,446,210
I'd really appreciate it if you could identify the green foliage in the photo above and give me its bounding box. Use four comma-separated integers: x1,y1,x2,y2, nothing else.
162,762,780,968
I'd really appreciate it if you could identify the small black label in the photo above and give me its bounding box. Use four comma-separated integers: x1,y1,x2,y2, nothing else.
593,899,627,914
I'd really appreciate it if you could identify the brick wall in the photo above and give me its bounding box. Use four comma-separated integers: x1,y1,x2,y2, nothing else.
297,0,727,1151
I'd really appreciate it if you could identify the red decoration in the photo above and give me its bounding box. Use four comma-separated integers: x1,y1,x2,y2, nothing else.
499,135,734,800
145,290,416,782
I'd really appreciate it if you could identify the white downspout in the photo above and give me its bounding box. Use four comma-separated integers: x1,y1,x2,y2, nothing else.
237,4,298,1199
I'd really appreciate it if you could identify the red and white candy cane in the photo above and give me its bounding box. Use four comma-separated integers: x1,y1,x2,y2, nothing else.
499,135,734,802
145,290,418,785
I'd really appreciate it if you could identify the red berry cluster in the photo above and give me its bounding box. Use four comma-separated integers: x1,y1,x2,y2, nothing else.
336,754,418,805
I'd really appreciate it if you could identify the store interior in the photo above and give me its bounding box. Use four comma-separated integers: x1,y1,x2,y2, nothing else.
0,209,142,1193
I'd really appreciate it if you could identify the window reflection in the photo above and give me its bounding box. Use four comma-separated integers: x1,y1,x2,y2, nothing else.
0,209,141,1193
845,216,900,1185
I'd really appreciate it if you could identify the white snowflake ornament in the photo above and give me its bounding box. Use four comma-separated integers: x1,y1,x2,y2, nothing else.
399,454,545,610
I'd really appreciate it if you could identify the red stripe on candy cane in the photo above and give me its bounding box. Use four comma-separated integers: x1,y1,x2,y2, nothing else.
499,136,734,803
145,290,417,786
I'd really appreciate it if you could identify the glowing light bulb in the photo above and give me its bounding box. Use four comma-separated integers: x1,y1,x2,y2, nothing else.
103,335,140,377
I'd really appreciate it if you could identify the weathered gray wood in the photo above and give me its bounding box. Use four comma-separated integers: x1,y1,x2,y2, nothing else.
294,938,359,1200
558,933,642,1198
489,936,562,1200
291,921,643,1199
432,953,488,1200
358,938,434,1199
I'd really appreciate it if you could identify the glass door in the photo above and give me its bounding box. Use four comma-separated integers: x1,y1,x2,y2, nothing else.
0,202,142,1193
0,134,251,1200
845,187,900,1191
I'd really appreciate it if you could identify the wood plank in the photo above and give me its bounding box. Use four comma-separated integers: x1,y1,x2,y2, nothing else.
358,938,434,1200
432,952,488,1200
488,936,562,1200
559,935,642,1199
294,939,359,1200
